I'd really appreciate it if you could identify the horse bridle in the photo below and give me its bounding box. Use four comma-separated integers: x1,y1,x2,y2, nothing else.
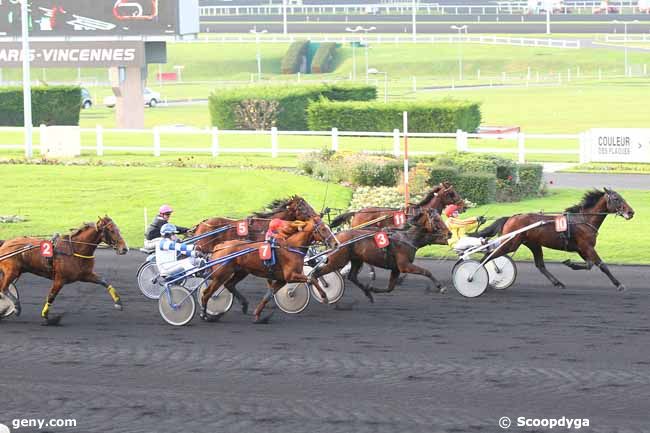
96,220,122,249
605,192,626,217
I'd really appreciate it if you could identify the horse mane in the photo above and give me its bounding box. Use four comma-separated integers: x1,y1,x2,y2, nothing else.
253,196,299,218
417,186,441,206
565,189,605,213
68,222,96,237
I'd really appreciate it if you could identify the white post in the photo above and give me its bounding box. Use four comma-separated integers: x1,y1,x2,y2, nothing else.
21,0,33,158
412,76,417,92
393,128,400,157
153,127,161,156
403,112,410,208
567,68,571,81
598,68,602,80
271,127,278,158
546,8,551,35
456,128,466,151
96,125,104,156
282,0,288,35
39,124,46,156
527,66,531,80
331,127,339,151
412,0,417,42
211,127,220,157
517,132,526,163
477,68,481,80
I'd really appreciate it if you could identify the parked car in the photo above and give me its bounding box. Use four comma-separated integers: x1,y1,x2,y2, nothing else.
637,0,649,12
103,88,162,108
81,88,93,109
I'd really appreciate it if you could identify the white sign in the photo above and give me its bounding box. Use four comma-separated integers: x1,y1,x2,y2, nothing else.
589,128,650,163
41,126,81,158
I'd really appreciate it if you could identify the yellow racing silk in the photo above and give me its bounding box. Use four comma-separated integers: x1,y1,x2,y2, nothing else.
445,216,480,247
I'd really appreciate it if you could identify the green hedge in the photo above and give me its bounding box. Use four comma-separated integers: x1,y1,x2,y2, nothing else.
306,99,481,132
209,84,376,130
426,165,460,186
352,160,401,187
311,42,338,74
281,40,309,74
321,84,376,101
518,163,544,196
456,173,496,205
0,86,81,126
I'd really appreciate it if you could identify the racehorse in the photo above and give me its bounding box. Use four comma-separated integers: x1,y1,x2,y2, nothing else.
311,208,451,301
329,182,464,230
187,196,326,252
0,216,129,325
475,188,634,291
199,216,332,323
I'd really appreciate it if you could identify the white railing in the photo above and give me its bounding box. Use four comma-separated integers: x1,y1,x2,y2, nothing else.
0,126,586,163
605,34,650,43
186,34,581,49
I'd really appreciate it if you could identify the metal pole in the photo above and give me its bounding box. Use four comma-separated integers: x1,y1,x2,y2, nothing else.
624,22,628,76
21,0,33,158
282,0,288,35
384,72,388,103
256,33,262,80
365,39,369,84
403,111,409,208
546,8,551,34
352,42,356,81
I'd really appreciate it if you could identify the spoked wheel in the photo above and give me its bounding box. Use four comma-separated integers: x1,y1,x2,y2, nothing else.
303,265,346,305
137,261,163,300
158,285,196,326
453,260,489,298
197,281,234,316
0,283,19,318
274,282,310,314
485,256,517,290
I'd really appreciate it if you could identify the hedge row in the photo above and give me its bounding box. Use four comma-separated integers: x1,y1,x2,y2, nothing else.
0,86,81,126
281,40,309,74
427,166,497,205
306,99,481,133
311,42,338,74
209,84,376,130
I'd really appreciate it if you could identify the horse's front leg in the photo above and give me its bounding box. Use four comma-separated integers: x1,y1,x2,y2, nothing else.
253,281,282,324
394,260,447,294
81,272,123,310
41,276,66,326
370,269,401,294
580,247,626,292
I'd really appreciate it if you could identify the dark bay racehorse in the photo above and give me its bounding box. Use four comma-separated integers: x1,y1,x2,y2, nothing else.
0,216,129,325
330,182,464,230
187,196,326,252
476,188,634,291
312,208,451,301
199,217,332,323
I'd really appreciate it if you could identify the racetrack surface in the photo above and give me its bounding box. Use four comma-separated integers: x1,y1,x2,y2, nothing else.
1,250,649,432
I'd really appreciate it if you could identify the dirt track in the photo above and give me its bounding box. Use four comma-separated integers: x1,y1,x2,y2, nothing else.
1,250,648,433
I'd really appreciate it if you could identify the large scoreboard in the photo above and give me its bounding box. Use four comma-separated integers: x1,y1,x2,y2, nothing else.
0,0,198,38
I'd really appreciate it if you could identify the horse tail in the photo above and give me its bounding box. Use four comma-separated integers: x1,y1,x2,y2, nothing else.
330,212,355,228
475,216,509,238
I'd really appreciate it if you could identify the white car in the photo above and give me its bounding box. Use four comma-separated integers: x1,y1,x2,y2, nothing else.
104,88,162,108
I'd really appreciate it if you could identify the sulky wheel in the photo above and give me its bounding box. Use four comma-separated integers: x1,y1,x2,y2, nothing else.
485,256,517,290
304,265,346,305
158,285,196,326
452,260,489,298
274,282,311,314
137,261,164,300
197,281,234,316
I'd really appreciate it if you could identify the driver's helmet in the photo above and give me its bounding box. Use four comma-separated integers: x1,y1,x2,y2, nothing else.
160,223,178,236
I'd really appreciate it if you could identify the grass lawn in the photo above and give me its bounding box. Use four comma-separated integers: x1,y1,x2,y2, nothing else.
0,165,352,246
419,188,649,264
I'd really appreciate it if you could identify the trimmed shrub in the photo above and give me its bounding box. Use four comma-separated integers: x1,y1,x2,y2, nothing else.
352,160,401,187
456,173,496,205
209,84,376,130
0,86,81,126
321,84,376,102
311,42,337,74
281,40,309,74
306,99,481,133
425,165,460,187
517,163,544,196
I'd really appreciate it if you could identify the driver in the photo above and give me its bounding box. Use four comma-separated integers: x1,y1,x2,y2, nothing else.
444,204,493,251
156,223,205,277
144,204,189,251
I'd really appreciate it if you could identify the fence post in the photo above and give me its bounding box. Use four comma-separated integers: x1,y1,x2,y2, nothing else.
331,127,339,152
271,127,278,158
393,128,400,157
211,127,219,157
96,125,103,156
153,126,161,157
517,132,526,163
456,129,469,151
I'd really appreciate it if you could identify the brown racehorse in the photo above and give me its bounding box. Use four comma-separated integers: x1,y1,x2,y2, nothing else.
187,196,328,252
0,216,129,325
311,208,451,301
329,182,464,230
475,188,634,291
199,216,332,323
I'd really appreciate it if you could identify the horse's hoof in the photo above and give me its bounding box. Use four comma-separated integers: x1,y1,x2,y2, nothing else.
562,259,572,267
617,284,626,292
113,301,123,311
554,282,566,289
41,314,64,326
201,311,223,322
364,291,374,303
438,286,447,294
253,312,273,324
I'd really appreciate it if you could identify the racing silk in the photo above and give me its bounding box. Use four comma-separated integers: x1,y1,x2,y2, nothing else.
446,216,480,247
155,239,199,268
145,216,189,240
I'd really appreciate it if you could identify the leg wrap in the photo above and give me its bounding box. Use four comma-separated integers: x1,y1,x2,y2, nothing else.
41,301,52,318
107,285,120,303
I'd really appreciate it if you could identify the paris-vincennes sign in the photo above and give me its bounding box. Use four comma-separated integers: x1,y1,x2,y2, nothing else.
0,41,144,67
